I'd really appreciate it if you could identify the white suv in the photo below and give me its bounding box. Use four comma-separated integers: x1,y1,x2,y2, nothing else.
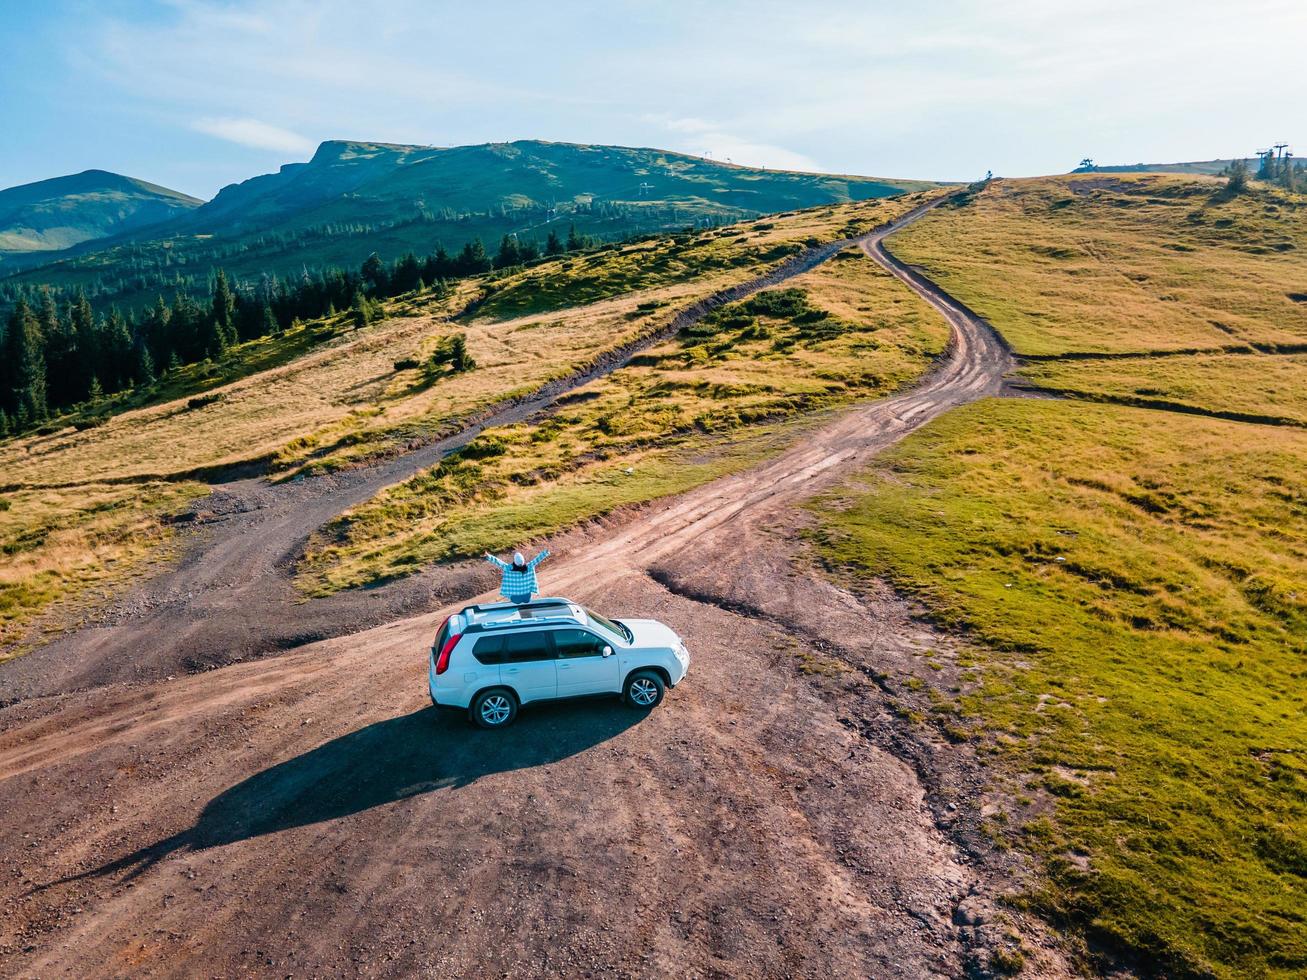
428,598,691,728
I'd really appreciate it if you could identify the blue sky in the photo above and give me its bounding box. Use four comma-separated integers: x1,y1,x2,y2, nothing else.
3,0,1305,199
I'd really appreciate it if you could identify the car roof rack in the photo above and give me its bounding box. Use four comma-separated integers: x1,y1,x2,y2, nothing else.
459,597,584,632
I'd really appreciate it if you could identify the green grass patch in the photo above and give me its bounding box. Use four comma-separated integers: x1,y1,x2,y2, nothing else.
1019,352,1307,426
808,398,1307,977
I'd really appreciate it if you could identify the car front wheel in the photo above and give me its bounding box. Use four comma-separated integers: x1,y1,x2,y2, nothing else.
470,688,518,729
623,671,665,710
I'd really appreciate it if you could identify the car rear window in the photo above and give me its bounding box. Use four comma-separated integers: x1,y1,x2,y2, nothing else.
473,630,555,664
472,635,505,665
502,631,554,663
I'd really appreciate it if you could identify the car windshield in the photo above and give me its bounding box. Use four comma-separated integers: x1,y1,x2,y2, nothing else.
586,608,632,644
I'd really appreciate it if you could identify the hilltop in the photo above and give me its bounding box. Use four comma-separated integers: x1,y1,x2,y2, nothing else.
1071,158,1256,175
0,170,200,258
0,140,938,313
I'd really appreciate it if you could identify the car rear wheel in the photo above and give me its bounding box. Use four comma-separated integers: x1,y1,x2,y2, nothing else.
470,688,518,729
624,671,665,710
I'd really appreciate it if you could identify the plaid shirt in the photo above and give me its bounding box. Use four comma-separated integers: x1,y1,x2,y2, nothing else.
486,550,549,598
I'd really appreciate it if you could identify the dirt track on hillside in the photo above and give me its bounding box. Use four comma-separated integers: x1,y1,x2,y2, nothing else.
0,200,1072,977
0,199,944,707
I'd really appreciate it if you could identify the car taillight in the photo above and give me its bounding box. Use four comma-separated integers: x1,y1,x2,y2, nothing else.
435,631,461,675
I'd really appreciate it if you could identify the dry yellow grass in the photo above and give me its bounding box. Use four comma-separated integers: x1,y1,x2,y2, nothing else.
299,245,948,592
892,174,1307,355
0,482,206,650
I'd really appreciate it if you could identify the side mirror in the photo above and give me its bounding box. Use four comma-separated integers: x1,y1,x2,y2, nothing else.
602,645,613,658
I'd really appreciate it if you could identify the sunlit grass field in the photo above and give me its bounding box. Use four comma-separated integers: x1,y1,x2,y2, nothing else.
892,174,1307,355
298,246,948,592
1020,351,1307,426
810,400,1306,977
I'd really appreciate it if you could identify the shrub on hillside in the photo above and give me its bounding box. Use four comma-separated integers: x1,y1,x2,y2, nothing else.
428,333,476,373
743,288,811,319
186,392,223,411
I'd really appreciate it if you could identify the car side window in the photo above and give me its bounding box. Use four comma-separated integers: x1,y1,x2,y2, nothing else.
502,630,555,663
552,629,605,659
472,635,505,666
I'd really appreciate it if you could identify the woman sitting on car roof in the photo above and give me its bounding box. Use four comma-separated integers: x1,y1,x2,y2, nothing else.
484,549,550,604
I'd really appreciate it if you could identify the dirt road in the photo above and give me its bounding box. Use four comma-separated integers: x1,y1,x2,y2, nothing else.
0,202,942,706
0,202,1063,977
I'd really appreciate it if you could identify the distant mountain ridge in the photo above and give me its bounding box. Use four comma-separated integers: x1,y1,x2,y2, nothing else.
0,139,939,312
0,170,201,255
185,138,934,234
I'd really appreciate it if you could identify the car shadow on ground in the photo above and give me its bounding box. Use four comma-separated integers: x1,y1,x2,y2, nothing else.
38,701,641,891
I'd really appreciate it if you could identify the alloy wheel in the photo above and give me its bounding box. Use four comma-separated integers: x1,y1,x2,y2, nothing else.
480,695,512,725
630,678,659,706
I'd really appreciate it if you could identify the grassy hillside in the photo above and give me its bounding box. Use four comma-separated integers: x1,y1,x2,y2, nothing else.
0,140,939,314
0,170,200,258
812,401,1306,978
812,173,1307,976
297,241,948,593
0,192,939,648
892,173,1307,355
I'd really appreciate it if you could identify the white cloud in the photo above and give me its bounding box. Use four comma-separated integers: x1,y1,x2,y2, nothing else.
54,0,1307,192
660,117,822,173
192,117,315,155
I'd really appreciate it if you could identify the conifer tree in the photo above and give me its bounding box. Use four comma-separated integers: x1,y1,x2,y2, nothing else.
2,299,47,423
103,309,134,391
1283,160,1299,193
545,229,564,256
452,333,474,372
566,223,584,251
392,252,422,293
71,290,97,398
146,295,171,360
496,234,522,269
458,239,492,274
351,290,372,330
43,291,79,405
135,345,156,386
201,317,228,359
361,253,388,295
0,408,9,439
1226,158,1249,195
211,269,236,344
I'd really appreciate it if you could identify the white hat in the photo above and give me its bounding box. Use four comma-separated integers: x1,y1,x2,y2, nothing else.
513,552,525,565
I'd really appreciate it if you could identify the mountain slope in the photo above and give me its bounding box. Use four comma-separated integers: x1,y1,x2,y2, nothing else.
187,139,935,234
0,170,201,255
0,141,940,313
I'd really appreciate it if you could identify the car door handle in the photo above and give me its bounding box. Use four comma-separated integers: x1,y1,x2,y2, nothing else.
504,667,520,674
558,664,571,670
